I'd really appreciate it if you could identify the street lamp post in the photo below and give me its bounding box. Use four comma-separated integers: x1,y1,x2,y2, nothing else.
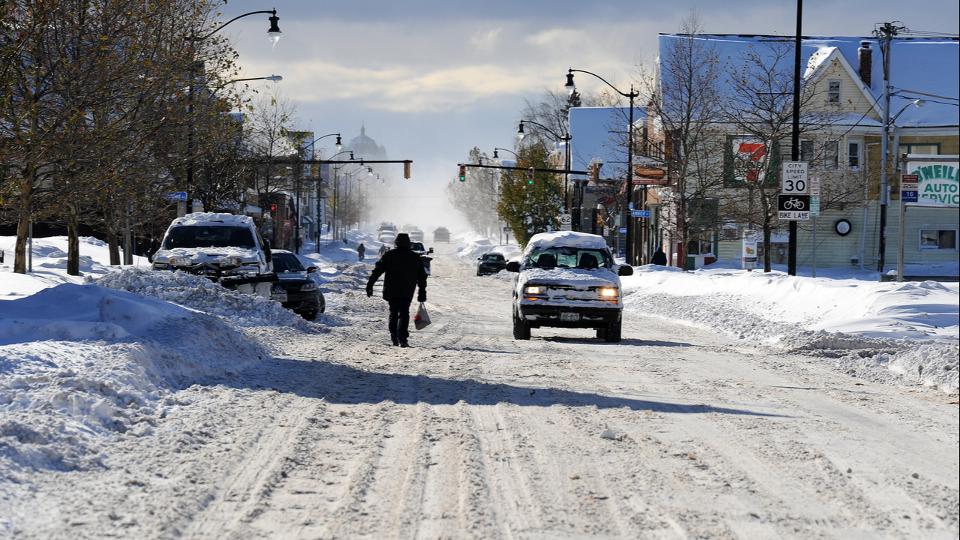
518,120,572,216
185,8,281,215
565,68,641,264
299,133,342,252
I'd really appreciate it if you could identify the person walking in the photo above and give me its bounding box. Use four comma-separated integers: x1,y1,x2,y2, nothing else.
366,233,427,347
357,242,366,261
652,246,668,266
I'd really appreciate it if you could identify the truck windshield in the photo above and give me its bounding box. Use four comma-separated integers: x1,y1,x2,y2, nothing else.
272,253,304,273
525,247,611,270
162,226,255,249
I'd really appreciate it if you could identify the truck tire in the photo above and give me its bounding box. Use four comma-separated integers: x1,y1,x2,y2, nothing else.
604,318,622,343
596,327,607,340
513,311,531,340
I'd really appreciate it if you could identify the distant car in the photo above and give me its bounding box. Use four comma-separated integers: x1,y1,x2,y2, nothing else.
433,227,451,243
411,241,433,275
476,253,507,276
408,229,424,242
378,231,397,244
269,250,325,320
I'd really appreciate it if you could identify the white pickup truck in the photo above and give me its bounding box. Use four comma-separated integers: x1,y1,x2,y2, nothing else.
506,231,633,342
150,213,276,297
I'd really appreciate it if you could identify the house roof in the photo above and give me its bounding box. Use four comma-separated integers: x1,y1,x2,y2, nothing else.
658,34,959,129
568,106,646,180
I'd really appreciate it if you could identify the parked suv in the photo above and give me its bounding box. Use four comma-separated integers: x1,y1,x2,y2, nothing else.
151,212,275,297
506,231,632,342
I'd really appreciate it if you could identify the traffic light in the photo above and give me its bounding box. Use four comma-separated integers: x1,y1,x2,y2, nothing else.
527,167,535,185
458,164,466,182
404,161,412,179
270,203,278,213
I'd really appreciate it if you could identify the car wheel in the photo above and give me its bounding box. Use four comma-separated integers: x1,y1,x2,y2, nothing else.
512,310,531,340
302,310,318,321
318,294,326,313
604,318,622,343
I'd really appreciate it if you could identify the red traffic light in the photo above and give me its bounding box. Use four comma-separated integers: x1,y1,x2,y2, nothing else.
270,203,278,212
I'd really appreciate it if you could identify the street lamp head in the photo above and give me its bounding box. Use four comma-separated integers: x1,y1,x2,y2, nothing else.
335,134,343,152
367,166,374,177
913,98,925,108
564,70,576,97
267,10,282,45
517,121,525,142
265,74,282,82
492,149,499,159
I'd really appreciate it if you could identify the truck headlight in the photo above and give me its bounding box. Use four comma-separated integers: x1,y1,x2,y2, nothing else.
598,287,619,299
524,285,543,295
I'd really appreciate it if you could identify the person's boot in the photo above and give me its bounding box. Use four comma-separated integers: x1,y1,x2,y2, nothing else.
399,340,409,348
390,333,399,346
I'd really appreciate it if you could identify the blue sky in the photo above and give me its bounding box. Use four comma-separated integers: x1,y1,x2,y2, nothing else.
220,0,959,230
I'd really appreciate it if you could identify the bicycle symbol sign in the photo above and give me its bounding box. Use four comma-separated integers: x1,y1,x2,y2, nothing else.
777,194,811,221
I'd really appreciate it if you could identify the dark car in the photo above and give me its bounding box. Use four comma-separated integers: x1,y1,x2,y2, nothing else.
269,250,325,320
476,252,507,276
433,227,451,243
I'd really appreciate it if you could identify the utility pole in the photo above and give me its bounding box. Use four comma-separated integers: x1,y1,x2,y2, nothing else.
787,0,803,276
875,21,900,273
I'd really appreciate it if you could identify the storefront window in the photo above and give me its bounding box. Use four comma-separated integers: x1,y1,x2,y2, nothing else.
919,229,957,250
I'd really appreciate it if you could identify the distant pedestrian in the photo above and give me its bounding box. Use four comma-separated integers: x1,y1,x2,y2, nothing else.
366,233,427,347
379,243,389,256
652,246,667,266
357,243,366,261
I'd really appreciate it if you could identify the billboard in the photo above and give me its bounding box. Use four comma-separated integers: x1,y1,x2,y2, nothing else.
905,157,959,208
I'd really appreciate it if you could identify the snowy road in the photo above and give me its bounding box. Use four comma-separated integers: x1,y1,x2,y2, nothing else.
7,246,958,539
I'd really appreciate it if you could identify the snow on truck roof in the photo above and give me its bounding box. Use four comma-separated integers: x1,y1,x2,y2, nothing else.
171,213,255,227
524,231,609,253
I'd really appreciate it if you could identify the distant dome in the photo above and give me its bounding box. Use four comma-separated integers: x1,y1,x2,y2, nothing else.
346,125,387,160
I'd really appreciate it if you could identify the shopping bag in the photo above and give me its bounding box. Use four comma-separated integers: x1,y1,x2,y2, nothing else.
414,302,431,330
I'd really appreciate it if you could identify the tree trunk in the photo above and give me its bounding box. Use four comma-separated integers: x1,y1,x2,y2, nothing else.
66,203,80,276
106,226,121,266
13,167,34,274
762,221,772,273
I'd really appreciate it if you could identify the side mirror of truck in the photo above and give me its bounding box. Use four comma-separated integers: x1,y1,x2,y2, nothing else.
505,261,521,273
428,247,434,254
618,265,634,277
307,266,317,274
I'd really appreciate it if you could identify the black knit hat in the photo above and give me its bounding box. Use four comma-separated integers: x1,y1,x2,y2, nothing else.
395,233,411,248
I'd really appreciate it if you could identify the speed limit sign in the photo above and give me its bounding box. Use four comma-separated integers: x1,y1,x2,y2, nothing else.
781,161,808,194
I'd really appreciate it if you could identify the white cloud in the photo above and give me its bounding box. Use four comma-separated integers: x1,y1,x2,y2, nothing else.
470,27,503,52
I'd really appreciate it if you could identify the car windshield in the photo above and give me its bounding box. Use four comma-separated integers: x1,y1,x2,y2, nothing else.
482,254,504,261
411,242,425,251
162,226,254,249
272,253,304,273
525,247,612,270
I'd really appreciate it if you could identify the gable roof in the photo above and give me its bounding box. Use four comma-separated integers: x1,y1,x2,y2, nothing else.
658,34,959,128
802,46,884,119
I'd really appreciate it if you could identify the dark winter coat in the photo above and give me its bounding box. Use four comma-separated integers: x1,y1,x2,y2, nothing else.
367,247,427,301
652,249,668,266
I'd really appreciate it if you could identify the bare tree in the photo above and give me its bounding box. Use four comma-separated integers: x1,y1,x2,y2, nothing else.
447,147,500,237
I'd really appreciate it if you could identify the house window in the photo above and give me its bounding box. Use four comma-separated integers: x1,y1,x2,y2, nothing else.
848,141,861,169
800,139,815,164
919,229,957,251
827,80,841,103
901,143,940,156
824,141,839,169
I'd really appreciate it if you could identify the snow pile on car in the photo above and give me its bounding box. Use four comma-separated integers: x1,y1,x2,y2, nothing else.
0,283,267,475
621,266,959,392
456,235,521,263
94,267,308,329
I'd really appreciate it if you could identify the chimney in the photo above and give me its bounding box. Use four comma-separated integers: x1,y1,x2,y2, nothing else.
858,41,872,88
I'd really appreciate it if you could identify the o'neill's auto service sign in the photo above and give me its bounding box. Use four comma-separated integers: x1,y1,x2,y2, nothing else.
906,157,959,208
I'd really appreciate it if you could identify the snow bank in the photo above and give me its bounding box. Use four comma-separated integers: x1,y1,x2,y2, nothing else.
0,236,148,300
622,266,959,392
0,283,267,475
94,268,308,329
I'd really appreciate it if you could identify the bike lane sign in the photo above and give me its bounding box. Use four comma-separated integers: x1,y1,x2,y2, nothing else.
778,194,811,221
